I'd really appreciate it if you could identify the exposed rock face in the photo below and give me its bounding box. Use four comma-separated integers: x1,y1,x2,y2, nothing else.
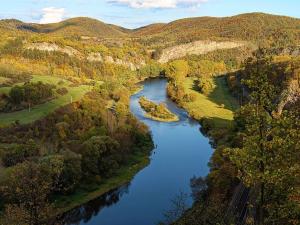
274,79,300,117
158,40,246,63
26,42,145,71
26,42,82,58
102,55,145,71
87,52,103,62
270,46,300,57
104,56,114,63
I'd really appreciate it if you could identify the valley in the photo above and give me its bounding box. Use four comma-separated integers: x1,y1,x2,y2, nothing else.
0,11,299,225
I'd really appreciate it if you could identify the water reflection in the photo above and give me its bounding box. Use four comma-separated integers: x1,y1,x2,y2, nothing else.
60,184,130,225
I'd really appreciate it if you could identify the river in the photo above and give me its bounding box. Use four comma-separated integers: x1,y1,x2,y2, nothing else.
63,78,213,225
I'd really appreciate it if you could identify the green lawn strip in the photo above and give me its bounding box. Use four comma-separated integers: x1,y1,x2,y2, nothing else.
53,151,150,215
209,76,239,112
181,77,238,127
0,74,94,126
0,84,91,127
0,86,12,95
0,75,64,95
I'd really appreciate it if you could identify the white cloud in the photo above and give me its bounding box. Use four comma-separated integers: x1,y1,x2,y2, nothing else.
39,7,65,24
108,0,208,9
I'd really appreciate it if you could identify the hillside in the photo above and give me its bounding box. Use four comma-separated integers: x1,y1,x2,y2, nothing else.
133,23,166,36
1,12,299,47
0,19,24,30
158,40,247,63
0,10,299,225
134,13,300,47
16,17,128,38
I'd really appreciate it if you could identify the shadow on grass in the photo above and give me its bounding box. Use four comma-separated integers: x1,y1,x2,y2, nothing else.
191,79,201,92
207,75,238,111
199,116,235,147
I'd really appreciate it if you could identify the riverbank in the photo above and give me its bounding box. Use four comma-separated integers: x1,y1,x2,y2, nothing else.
59,77,214,225
166,76,240,225
143,113,179,122
177,77,237,125
167,76,238,142
0,83,154,224
54,148,152,217
0,149,153,224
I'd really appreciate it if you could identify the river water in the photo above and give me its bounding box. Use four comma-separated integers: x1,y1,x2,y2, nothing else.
63,78,213,225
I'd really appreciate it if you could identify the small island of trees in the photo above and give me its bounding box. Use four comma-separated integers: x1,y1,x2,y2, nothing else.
139,96,179,122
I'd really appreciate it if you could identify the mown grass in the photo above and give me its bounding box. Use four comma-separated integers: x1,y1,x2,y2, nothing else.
182,76,238,127
0,86,12,95
0,75,92,127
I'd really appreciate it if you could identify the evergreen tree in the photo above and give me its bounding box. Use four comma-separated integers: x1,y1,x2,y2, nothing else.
227,51,300,224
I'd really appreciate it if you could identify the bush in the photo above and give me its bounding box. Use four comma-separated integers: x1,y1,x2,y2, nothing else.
1,140,39,167
9,81,55,105
183,93,197,102
56,87,68,96
198,78,214,95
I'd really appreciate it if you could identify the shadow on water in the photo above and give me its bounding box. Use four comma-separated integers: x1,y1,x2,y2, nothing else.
58,184,130,225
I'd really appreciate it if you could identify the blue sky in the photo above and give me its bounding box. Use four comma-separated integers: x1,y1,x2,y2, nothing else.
1,0,299,28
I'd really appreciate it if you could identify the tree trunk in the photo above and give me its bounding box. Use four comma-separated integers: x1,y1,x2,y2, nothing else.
259,182,265,225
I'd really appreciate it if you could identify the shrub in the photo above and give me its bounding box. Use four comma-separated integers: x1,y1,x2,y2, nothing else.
9,81,55,106
1,139,39,167
198,78,214,95
56,87,68,96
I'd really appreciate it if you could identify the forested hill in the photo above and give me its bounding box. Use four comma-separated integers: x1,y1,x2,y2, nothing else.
1,17,129,38
133,13,300,47
0,10,299,225
1,12,300,44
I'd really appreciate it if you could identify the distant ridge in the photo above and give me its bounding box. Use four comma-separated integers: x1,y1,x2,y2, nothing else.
15,17,128,38
0,12,299,43
132,12,300,44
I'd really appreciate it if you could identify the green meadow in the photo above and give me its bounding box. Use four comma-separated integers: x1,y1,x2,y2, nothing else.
0,75,93,127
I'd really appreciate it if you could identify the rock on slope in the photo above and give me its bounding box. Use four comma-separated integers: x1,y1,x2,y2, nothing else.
158,40,247,63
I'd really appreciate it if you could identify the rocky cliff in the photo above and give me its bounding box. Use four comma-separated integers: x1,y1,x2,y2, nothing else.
274,78,300,117
158,40,246,63
26,42,83,58
26,43,146,71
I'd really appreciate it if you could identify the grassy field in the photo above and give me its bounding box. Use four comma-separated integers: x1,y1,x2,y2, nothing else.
0,86,12,95
181,76,239,127
0,75,93,127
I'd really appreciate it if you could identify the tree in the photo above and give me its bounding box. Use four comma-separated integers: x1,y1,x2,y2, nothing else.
9,85,24,104
165,60,189,86
1,161,54,225
59,151,82,193
1,139,39,167
197,77,214,95
227,51,300,225
81,136,120,177
1,37,24,56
